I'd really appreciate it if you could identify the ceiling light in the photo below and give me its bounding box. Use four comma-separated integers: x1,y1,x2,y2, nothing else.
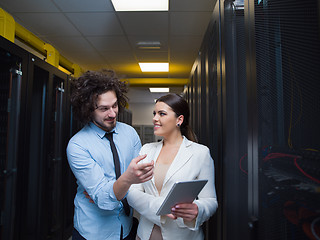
111,0,169,11
149,88,169,92
137,41,161,50
139,63,169,72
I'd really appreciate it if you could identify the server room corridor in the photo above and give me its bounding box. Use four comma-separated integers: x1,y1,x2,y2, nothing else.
1,0,320,239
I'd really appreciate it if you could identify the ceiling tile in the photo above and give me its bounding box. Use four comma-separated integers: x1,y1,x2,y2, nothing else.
66,12,124,36
82,63,111,71
169,36,202,62
87,36,131,51
53,0,114,12
0,0,214,103
111,64,142,77
170,55,197,67
170,36,203,51
170,0,216,12
64,48,107,65
48,36,93,51
135,51,168,62
117,12,168,35
170,12,212,36
14,12,81,36
100,51,137,64
0,0,59,13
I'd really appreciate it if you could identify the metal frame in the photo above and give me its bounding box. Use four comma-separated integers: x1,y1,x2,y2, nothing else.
244,0,259,237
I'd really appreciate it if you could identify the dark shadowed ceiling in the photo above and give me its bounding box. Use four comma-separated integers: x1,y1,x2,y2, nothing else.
0,0,215,102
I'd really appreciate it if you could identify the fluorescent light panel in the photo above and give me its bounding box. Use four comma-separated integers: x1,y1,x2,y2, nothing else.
139,63,169,72
111,0,169,11
149,88,169,93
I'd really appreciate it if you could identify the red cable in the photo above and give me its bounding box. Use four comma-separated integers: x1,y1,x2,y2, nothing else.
294,158,320,184
239,153,248,175
240,152,320,184
263,153,320,184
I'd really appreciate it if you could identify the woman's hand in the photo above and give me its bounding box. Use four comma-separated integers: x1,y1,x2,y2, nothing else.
166,203,198,222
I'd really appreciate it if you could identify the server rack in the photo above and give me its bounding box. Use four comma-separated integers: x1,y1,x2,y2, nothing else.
187,0,320,240
0,46,26,240
0,36,76,240
254,0,320,239
118,108,133,125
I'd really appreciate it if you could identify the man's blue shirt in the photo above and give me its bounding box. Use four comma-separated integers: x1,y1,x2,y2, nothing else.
67,121,141,240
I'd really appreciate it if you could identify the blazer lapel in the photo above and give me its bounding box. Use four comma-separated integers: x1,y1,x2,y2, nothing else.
162,137,193,187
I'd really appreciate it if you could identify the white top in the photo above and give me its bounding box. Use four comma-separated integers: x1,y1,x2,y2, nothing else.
128,136,218,240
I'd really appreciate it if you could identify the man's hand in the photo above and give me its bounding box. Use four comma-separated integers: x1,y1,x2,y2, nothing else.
83,155,154,204
166,203,199,222
113,154,154,200
123,154,154,184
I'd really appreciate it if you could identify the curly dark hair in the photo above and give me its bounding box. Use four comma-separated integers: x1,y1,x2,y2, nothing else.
70,69,128,124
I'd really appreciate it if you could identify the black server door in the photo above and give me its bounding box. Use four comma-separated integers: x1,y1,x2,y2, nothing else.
24,63,68,240
254,0,320,239
222,0,250,239
0,50,22,240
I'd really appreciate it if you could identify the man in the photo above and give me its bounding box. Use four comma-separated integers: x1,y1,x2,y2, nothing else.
67,70,154,240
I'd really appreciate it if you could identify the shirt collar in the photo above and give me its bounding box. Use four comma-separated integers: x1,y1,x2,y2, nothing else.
89,121,119,139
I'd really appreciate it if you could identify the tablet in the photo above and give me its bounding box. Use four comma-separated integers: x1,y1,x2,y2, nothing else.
156,179,208,216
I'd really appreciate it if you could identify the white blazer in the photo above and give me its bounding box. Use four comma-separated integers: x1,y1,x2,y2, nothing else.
127,136,218,240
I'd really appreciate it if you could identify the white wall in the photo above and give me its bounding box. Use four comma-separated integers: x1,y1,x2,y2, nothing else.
128,102,155,125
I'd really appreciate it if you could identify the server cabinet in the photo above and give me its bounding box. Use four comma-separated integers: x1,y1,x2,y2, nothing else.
62,75,77,240
0,45,26,240
223,0,250,239
254,0,320,239
133,125,155,145
186,1,226,239
0,36,76,240
21,56,74,240
118,108,133,125
187,0,320,240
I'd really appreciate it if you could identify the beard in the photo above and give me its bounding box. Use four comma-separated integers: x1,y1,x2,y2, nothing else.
93,118,116,132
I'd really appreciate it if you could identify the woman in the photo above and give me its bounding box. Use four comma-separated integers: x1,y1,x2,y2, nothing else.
127,93,218,240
